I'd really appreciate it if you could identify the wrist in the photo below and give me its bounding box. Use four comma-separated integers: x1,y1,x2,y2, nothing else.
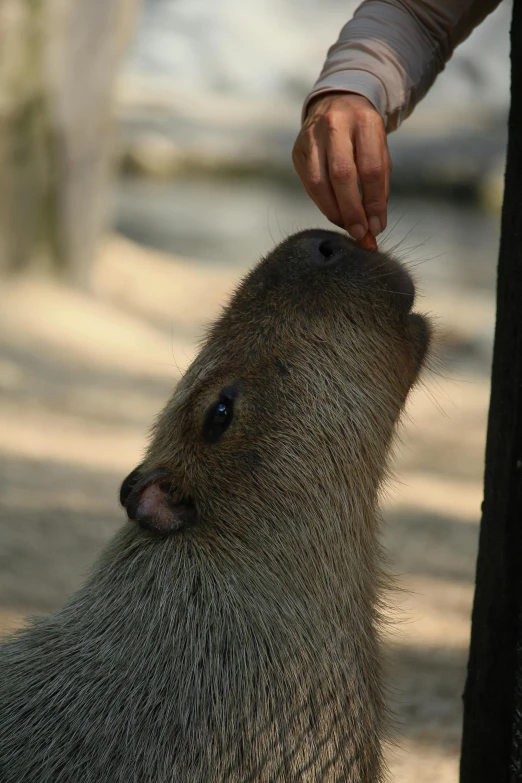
306,91,376,119
302,70,386,125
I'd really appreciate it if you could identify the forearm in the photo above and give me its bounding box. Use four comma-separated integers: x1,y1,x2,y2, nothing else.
304,0,502,131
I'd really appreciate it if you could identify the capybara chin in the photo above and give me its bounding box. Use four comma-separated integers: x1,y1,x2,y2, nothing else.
0,229,431,782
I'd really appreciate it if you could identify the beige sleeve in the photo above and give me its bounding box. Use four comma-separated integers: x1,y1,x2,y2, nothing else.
303,0,503,132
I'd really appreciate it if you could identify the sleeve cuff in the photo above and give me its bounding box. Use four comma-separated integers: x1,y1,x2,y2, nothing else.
301,70,388,126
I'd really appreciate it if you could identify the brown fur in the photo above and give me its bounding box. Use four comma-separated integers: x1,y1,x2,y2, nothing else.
0,229,430,782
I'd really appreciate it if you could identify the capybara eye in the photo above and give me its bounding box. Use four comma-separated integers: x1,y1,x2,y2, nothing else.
203,397,234,444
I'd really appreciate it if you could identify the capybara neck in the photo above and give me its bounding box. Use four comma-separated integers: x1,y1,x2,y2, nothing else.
0,229,431,782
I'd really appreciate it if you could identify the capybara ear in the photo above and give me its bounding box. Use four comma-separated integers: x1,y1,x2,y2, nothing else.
120,467,196,535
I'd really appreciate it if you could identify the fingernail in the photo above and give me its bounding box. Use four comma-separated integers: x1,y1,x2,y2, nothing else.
348,224,366,240
369,217,382,235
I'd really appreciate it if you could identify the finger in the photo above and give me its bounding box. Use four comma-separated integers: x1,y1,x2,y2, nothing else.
325,128,368,239
292,132,343,228
354,118,390,234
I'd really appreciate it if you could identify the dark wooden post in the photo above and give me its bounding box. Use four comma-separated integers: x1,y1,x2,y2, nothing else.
460,3,522,781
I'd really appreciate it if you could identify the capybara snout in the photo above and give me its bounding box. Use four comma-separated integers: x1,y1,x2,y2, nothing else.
254,228,418,318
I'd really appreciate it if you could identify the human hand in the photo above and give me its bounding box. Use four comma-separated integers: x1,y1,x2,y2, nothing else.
292,93,391,240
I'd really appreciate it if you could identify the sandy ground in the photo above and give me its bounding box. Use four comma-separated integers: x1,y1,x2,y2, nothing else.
0,235,493,782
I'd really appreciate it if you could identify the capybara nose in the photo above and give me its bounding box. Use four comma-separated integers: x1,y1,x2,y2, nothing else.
311,234,347,267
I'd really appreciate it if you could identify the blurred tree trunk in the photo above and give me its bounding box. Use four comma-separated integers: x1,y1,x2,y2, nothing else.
0,0,138,285
460,2,522,781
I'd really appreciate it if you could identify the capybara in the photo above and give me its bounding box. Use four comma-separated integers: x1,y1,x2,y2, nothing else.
0,229,430,782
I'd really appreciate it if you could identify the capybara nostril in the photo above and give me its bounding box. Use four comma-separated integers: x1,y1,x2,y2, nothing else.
314,236,346,266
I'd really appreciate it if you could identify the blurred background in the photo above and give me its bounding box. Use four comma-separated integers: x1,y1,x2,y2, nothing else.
0,1,512,780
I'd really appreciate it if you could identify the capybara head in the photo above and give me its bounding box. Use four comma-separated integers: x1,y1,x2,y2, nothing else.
121,229,430,552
